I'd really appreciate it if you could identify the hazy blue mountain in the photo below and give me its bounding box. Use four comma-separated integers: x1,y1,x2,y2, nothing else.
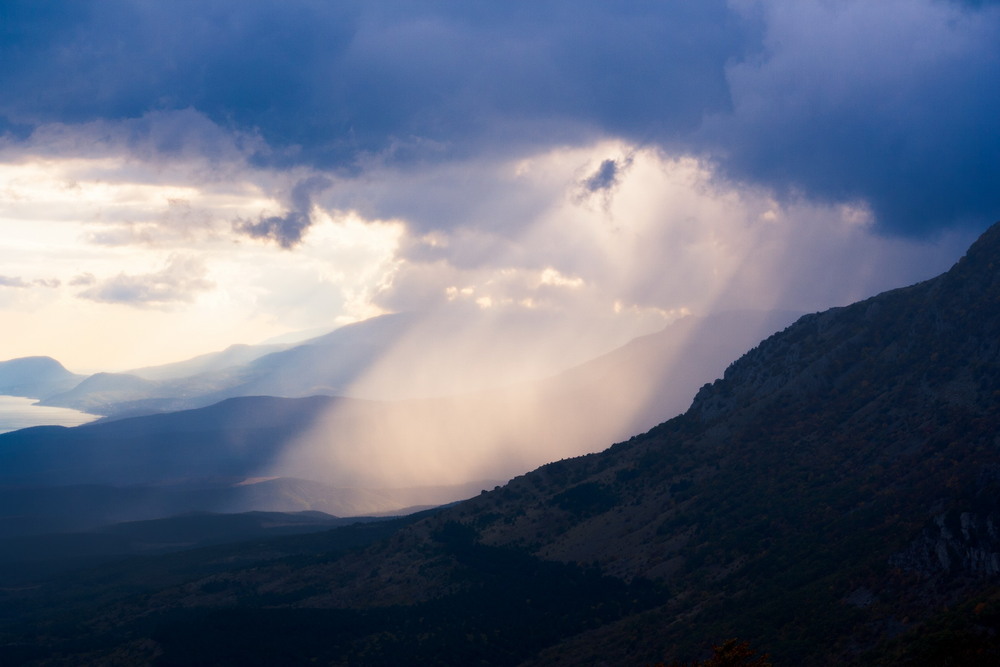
1,310,800,494
37,371,161,414
0,356,84,398
0,395,345,487
201,312,418,399
125,342,290,381
36,313,418,416
28,306,799,446
122,315,409,393
0,391,495,536
8,221,997,664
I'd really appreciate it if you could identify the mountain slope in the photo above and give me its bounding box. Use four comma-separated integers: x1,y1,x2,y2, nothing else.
4,224,999,664
0,395,338,486
125,342,290,381
38,371,161,414
32,314,416,415
35,309,795,425
434,221,1000,662
526,308,800,439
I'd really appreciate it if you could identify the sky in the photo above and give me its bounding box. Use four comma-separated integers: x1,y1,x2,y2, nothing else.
0,0,998,374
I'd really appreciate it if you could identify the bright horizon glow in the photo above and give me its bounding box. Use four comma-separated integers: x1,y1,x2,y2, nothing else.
0,152,407,372
0,141,975,375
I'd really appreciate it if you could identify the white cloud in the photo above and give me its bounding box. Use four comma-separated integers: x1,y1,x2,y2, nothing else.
365,142,974,333
0,276,29,288
0,125,976,373
76,255,214,307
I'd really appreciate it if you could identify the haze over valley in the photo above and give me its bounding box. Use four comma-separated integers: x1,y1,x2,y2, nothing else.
0,308,800,517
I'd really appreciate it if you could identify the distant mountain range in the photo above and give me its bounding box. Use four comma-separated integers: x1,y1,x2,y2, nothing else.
0,305,798,565
0,393,496,537
0,310,798,493
31,313,419,416
3,221,996,664
125,341,292,381
0,356,85,399
2,308,798,423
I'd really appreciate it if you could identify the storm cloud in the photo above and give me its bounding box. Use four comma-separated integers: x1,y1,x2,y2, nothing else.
2,1,995,236
235,176,333,248
702,0,1000,235
582,159,623,194
0,0,998,374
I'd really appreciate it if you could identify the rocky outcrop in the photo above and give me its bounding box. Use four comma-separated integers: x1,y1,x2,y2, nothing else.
892,509,1000,577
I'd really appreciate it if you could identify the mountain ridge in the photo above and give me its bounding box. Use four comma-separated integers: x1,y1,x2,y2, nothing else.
99,218,999,665
0,311,800,492
3,224,998,664
0,356,85,399
22,309,797,422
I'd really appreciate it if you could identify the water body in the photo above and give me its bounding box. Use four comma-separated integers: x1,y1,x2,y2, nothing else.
0,395,98,434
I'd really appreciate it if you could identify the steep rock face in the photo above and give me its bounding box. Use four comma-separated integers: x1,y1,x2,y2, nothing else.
718,222,999,414
892,509,1000,577
891,465,1000,579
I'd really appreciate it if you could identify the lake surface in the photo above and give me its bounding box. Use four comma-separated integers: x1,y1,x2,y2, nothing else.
0,395,98,434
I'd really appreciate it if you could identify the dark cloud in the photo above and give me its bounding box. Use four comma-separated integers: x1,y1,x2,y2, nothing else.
235,176,332,248
0,1,997,236
580,155,635,197
0,1,740,163
700,0,1000,236
76,256,213,307
583,160,620,194
0,114,32,141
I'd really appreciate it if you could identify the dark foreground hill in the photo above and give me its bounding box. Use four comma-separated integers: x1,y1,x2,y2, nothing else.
3,222,1000,665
